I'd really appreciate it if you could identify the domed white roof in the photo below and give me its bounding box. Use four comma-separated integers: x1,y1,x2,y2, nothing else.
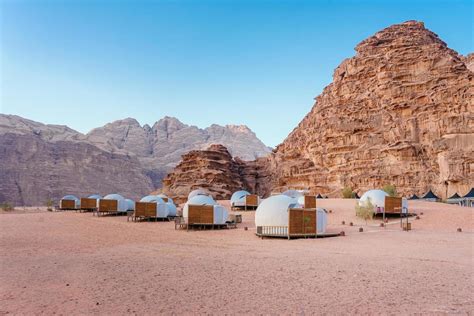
187,195,216,206
88,194,102,199
359,190,388,208
140,195,165,204
61,195,79,201
282,190,304,199
104,194,125,201
188,189,211,200
157,194,174,204
231,190,250,203
255,195,301,227
61,195,80,208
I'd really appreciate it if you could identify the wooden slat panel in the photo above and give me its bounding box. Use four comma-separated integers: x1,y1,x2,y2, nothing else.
135,202,156,218
289,208,317,236
80,198,97,209
188,205,214,224
304,196,317,209
99,199,118,212
385,196,402,214
245,195,258,207
303,210,316,234
289,209,304,235
60,199,76,210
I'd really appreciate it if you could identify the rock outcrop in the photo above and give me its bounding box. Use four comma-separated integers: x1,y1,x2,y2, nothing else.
161,144,260,203
86,116,271,187
268,21,473,198
0,115,270,205
163,21,474,199
0,133,153,206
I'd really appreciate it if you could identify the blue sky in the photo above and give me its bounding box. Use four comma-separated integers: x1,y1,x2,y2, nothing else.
1,0,472,147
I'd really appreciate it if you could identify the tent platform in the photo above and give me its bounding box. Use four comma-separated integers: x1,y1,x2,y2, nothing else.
256,232,342,240
174,217,238,231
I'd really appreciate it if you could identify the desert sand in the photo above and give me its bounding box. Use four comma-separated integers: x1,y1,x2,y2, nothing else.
1,199,473,315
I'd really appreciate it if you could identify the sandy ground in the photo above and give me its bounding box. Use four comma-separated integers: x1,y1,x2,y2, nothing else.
0,199,473,315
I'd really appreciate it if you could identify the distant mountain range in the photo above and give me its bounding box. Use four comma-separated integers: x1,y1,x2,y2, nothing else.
0,114,271,205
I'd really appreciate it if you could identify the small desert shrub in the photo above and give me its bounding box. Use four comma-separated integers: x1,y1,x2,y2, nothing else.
1,202,14,212
382,184,397,197
355,198,374,225
46,198,54,211
342,187,355,199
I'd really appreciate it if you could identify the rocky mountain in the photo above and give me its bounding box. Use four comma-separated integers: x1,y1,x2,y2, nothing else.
0,115,270,205
85,116,271,186
163,21,473,200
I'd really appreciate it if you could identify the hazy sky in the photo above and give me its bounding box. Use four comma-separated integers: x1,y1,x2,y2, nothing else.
1,0,472,147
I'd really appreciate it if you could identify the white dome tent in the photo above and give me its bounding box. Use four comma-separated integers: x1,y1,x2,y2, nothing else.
181,195,229,227
359,189,408,215
359,190,389,208
133,195,169,220
97,194,131,215
255,195,328,239
79,194,102,212
157,194,177,217
231,190,260,210
60,195,80,210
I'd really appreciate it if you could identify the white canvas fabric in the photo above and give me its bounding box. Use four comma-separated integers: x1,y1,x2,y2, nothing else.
317,208,328,233
359,190,389,208
125,199,135,211
157,194,174,205
166,202,177,217
255,195,301,227
282,190,305,199
188,189,211,200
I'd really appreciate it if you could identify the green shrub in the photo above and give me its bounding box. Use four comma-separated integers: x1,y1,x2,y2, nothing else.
46,198,54,211
1,202,14,212
342,187,355,199
355,198,374,224
383,184,397,197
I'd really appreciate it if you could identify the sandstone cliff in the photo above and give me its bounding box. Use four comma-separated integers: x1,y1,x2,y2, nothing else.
163,21,473,199
267,21,473,198
85,116,270,187
0,115,270,205
0,133,153,206
161,144,260,203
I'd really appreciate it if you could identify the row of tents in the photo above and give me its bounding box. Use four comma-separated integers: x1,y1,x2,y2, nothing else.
409,188,474,206
59,193,177,218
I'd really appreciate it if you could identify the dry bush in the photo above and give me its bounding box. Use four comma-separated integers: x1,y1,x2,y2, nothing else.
342,187,355,199
1,202,14,212
355,198,374,224
383,184,397,197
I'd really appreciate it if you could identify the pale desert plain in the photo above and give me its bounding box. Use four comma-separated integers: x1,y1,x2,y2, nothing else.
0,199,473,315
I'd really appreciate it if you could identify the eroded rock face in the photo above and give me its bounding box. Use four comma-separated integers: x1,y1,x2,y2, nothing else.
161,144,261,203
0,115,270,205
270,21,473,198
163,21,473,199
0,133,153,206
86,117,271,187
